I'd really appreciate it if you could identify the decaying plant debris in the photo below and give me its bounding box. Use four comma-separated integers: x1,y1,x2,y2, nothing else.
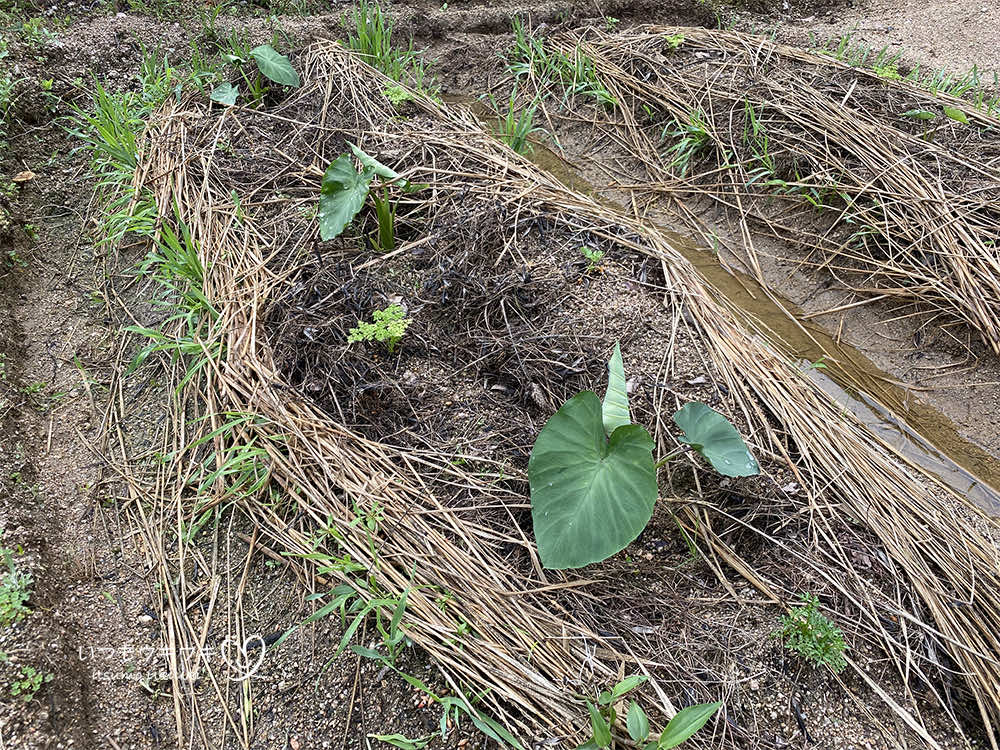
542,27,1000,355
113,39,1000,748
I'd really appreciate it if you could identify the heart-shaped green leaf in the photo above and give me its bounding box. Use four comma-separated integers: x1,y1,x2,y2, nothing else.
249,44,300,87
658,701,722,749
319,155,375,241
529,391,657,569
602,342,630,436
673,402,759,477
210,82,239,107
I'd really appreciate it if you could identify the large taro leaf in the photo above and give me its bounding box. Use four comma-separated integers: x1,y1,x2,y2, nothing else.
672,402,759,477
318,155,375,241
602,342,630,436
249,44,300,87
529,391,657,569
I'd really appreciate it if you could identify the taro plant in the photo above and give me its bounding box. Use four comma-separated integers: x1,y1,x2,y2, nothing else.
578,674,722,749
317,144,420,243
370,188,396,251
529,344,758,569
210,44,300,107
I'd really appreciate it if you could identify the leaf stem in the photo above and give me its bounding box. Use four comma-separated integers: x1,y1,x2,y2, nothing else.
654,445,689,470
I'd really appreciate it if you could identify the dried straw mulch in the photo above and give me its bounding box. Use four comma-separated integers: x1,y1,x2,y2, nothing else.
546,27,1000,354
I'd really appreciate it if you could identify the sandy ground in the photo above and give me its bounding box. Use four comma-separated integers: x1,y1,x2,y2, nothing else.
792,0,1000,74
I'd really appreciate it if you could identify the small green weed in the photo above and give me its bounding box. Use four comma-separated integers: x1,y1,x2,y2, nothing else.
664,33,685,50
348,304,411,354
383,84,412,107
579,245,604,273
10,665,52,702
742,100,774,180
20,18,54,45
4,249,28,270
490,90,544,155
872,62,901,80
0,540,32,629
773,593,848,673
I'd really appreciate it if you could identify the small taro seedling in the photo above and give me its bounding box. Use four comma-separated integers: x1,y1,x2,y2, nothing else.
579,674,722,749
529,343,758,569
773,593,848,673
348,304,412,353
317,144,421,244
210,44,300,107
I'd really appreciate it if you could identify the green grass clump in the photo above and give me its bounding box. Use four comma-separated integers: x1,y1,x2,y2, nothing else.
773,594,847,673
508,17,616,107
663,110,712,176
812,32,1000,115
490,90,545,155
346,0,437,96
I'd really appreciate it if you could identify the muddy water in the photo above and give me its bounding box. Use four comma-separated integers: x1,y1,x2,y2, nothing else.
522,140,1000,514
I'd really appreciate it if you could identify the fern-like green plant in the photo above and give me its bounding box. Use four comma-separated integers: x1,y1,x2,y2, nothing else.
773,594,847,673
347,304,411,353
